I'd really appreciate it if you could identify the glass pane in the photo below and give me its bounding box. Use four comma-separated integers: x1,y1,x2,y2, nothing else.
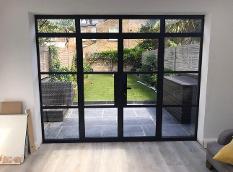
39,37,76,72
127,74,157,105
124,107,156,137
163,73,198,106
85,108,117,138
43,108,79,139
84,74,114,105
162,107,197,137
37,19,75,33
164,37,200,71
123,39,158,72
80,19,119,33
122,19,160,33
41,74,78,106
165,19,202,33
83,39,118,72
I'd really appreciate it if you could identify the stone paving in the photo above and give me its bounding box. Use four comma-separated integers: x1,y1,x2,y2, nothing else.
44,107,195,139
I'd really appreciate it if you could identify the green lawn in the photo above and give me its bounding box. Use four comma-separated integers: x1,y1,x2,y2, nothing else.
84,74,114,101
83,74,156,102
127,75,156,101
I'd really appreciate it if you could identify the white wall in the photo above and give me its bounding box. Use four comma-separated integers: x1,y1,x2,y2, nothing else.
201,1,233,145
0,0,233,147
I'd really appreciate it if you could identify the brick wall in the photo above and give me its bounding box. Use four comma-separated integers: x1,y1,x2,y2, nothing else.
40,20,145,72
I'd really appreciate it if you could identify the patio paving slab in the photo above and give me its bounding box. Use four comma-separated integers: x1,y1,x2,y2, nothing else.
44,107,195,139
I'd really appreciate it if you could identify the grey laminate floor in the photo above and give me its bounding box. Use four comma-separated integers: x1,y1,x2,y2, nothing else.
0,142,211,172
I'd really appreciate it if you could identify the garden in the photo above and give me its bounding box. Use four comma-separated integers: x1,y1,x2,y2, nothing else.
39,19,200,104
84,74,156,102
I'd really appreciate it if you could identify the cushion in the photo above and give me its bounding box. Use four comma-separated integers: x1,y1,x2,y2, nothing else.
218,129,233,145
214,139,233,165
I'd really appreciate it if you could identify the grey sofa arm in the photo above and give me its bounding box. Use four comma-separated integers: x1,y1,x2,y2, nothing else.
217,129,233,145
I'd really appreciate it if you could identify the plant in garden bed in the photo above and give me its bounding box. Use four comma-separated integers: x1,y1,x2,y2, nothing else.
47,46,77,99
87,47,144,72
139,74,157,88
123,47,143,71
87,50,118,72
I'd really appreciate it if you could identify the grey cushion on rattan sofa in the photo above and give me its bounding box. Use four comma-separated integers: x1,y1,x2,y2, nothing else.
41,80,73,122
206,129,233,172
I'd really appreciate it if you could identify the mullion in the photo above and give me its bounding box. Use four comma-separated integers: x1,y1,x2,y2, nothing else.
125,105,158,108
79,16,122,19
156,16,165,139
76,17,85,140
35,15,76,19
164,33,202,37
84,105,116,108
42,106,79,109
36,15,204,20
83,72,116,74
163,105,199,108
164,15,204,19
36,33,203,39
117,18,124,138
122,34,160,39
36,33,76,37
40,72,77,74
81,33,119,39
43,136,195,143
36,35,46,143
164,71,199,74
81,33,162,38
120,72,158,74
80,15,162,19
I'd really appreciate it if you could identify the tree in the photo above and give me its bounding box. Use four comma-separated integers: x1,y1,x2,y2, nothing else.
139,19,201,47
139,19,160,33
38,19,75,33
38,19,75,46
165,19,201,33
138,20,160,50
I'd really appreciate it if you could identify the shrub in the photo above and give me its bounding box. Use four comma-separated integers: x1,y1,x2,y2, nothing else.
123,47,143,65
84,63,93,72
140,74,157,87
90,50,118,63
48,45,60,72
87,47,144,71
48,45,75,83
140,50,157,72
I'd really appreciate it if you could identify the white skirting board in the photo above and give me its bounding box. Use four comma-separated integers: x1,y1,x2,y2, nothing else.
0,114,27,164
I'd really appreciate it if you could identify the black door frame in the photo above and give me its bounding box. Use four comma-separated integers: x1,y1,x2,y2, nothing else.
35,15,204,143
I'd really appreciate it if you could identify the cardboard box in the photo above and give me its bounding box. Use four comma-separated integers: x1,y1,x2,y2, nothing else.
25,109,37,153
0,101,23,114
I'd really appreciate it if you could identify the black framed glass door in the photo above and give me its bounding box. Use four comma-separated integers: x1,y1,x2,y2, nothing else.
35,15,204,143
121,37,159,137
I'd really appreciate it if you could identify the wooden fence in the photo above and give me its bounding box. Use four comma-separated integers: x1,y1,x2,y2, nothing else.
142,43,200,71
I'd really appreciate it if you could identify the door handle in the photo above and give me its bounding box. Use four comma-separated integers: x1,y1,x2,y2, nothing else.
127,87,132,90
